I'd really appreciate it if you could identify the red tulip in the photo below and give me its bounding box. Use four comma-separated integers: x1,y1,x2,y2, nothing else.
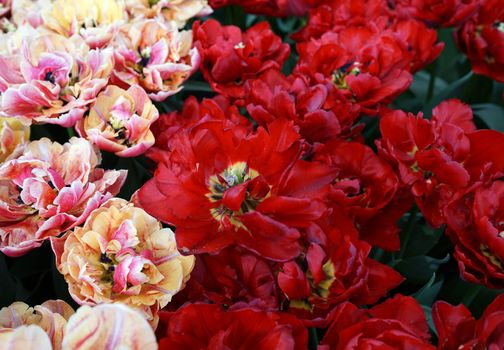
137,118,334,261
157,304,308,350
193,19,290,98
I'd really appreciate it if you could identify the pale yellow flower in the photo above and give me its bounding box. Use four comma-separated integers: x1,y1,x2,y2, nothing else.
41,0,127,48
10,0,51,27
0,300,74,350
126,0,212,28
0,117,30,162
54,198,195,325
76,85,159,157
62,303,157,350
0,302,156,349
0,325,52,350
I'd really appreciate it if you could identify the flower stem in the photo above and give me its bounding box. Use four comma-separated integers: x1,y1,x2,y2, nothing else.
309,328,319,349
399,205,418,259
426,60,439,103
67,127,76,139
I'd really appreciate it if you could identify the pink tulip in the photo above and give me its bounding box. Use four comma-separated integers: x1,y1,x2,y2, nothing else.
0,137,126,257
76,85,159,157
0,33,113,126
111,19,200,101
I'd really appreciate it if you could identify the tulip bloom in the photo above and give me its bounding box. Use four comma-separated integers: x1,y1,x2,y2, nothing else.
125,0,212,28
157,303,308,349
0,117,30,162
0,300,74,350
0,137,126,257
52,198,195,325
295,26,413,115
0,302,156,350
111,19,200,101
277,210,404,321
433,294,504,349
208,0,316,17
41,0,126,48
456,0,504,82
0,326,52,350
62,304,157,349
319,295,435,349
193,19,290,98
137,118,335,261
76,85,159,157
0,33,114,126
377,99,476,227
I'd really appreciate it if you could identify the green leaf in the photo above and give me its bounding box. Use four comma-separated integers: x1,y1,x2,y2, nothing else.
413,273,444,306
392,71,448,113
435,28,467,83
402,225,444,258
423,71,473,116
410,71,448,102
473,103,504,131
245,14,258,27
396,254,450,284
421,305,438,337
183,81,214,93
275,17,299,33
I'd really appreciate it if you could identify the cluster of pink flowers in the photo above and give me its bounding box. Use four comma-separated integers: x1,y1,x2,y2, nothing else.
0,0,207,155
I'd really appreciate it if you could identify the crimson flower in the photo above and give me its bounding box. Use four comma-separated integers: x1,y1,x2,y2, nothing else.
136,118,335,261
319,295,435,349
456,0,504,82
433,294,504,349
292,0,391,42
242,69,349,144
377,99,476,227
169,246,279,311
313,140,406,250
208,0,317,16
392,19,445,72
156,304,308,349
444,180,504,288
148,95,250,164
392,0,481,28
295,26,412,115
293,1,443,73
193,19,290,98
277,210,404,322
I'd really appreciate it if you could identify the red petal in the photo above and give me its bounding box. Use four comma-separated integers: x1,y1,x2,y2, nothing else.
238,211,301,261
432,301,476,350
222,182,248,212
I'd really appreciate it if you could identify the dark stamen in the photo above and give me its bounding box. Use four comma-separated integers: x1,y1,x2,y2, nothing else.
44,71,56,84
100,253,112,264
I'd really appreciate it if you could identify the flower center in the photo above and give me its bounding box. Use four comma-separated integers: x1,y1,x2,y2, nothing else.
480,244,503,270
207,162,270,230
332,62,361,89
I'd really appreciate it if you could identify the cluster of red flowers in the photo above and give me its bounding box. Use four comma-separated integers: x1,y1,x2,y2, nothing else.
131,0,504,348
